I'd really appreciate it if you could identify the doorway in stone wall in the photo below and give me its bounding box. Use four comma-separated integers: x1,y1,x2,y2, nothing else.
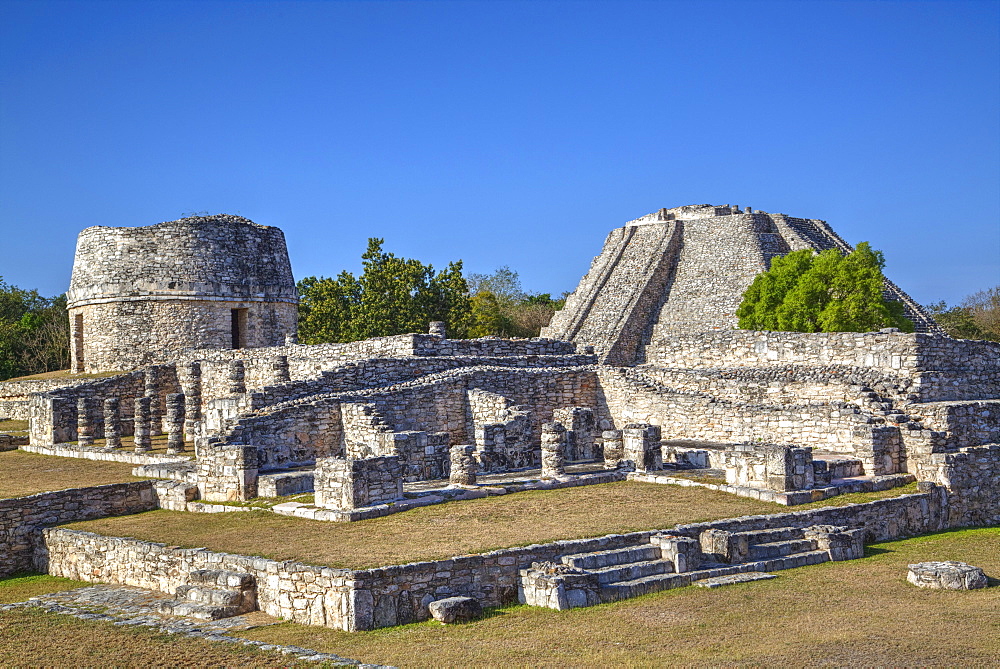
231,308,248,349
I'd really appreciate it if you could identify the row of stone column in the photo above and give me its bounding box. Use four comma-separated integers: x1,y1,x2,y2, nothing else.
76,393,191,455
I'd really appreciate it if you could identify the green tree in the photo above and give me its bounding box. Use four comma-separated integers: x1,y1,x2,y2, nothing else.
296,239,471,344
0,277,69,380
737,243,913,333
467,267,565,338
926,286,1000,341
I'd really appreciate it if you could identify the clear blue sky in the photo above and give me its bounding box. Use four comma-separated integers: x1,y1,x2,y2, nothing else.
1,0,997,306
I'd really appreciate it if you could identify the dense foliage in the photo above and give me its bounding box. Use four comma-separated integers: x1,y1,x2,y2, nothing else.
0,277,70,381
466,266,565,338
736,243,913,333
926,286,1000,341
296,238,472,344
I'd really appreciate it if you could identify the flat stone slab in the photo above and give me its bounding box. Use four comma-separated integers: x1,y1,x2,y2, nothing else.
907,561,988,590
695,572,778,588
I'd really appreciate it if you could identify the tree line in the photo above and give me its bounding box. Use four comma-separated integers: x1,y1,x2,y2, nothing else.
0,276,70,381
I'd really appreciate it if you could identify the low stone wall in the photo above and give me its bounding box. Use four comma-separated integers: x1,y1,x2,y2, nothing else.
35,487,952,631
41,528,354,628
29,371,149,445
635,364,912,405
598,367,896,460
643,331,1000,402
923,444,1000,527
0,481,157,577
907,400,1000,449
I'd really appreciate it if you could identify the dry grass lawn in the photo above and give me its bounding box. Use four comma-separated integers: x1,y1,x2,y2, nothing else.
68,481,919,569
237,526,1000,667
0,419,28,433
0,450,140,499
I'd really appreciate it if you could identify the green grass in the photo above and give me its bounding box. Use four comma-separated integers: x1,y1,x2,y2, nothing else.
0,572,89,605
236,527,1000,667
68,481,924,569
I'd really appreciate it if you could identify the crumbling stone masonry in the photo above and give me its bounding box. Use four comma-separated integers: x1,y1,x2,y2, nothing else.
66,214,298,373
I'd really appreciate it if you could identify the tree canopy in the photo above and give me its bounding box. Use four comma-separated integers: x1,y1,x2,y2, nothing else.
926,286,1000,341
296,238,472,344
466,266,565,338
0,277,69,381
736,243,913,333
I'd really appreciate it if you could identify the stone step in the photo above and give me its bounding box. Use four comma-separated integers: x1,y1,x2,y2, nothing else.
588,558,675,584
748,538,817,560
156,599,246,620
175,584,244,608
186,569,255,589
604,550,830,601
561,544,661,570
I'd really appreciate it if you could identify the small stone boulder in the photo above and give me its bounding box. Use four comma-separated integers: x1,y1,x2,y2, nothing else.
907,561,988,590
428,596,483,624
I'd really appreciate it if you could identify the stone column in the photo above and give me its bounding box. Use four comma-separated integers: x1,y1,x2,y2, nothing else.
428,321,446,338
271,356,291,384
541,422,567,478
228,359,246,395
623,423,662,472
181,361,202,441
449,444,477,486
165,393,185,455
144,367,162,436
133,396,151,453
103,398,122,449
602,430,624,469
77,397,94,446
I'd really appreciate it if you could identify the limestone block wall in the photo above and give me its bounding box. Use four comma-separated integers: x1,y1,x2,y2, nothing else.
634,364,912,405
918,445,1000,527
0,378,88,421
597,367,892,457
29,371,150,445
724,444,815,491
906,401,1000,448
644,331,1000,402
222,400,343,472
67,215,298,373
69,299,297,373
41,529,354,629
314,456,404,510
0,482,156,577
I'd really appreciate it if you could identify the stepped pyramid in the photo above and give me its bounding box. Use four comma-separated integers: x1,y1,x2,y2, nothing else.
540,204,938,364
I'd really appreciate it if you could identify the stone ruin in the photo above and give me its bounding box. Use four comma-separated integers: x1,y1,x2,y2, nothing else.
1,205,997,629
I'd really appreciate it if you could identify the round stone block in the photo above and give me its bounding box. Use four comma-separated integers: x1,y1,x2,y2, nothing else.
907,561,988,590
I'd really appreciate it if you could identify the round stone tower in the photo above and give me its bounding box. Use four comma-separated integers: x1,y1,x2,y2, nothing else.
67,214,298,373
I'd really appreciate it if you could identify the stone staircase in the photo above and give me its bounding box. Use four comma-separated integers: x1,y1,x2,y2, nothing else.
157,569,257,620
520,524,863,610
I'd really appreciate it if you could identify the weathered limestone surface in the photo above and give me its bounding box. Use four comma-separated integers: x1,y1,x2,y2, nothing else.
543,205,939,363
907,561,988,590
0,482,156,576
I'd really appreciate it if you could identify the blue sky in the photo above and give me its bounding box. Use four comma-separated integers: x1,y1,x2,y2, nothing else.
1,0,997,306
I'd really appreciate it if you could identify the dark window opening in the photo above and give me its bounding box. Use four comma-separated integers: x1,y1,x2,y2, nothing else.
231,308,248,349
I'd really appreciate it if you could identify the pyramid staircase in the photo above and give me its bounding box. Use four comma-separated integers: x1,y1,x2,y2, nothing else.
520,524,864,610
